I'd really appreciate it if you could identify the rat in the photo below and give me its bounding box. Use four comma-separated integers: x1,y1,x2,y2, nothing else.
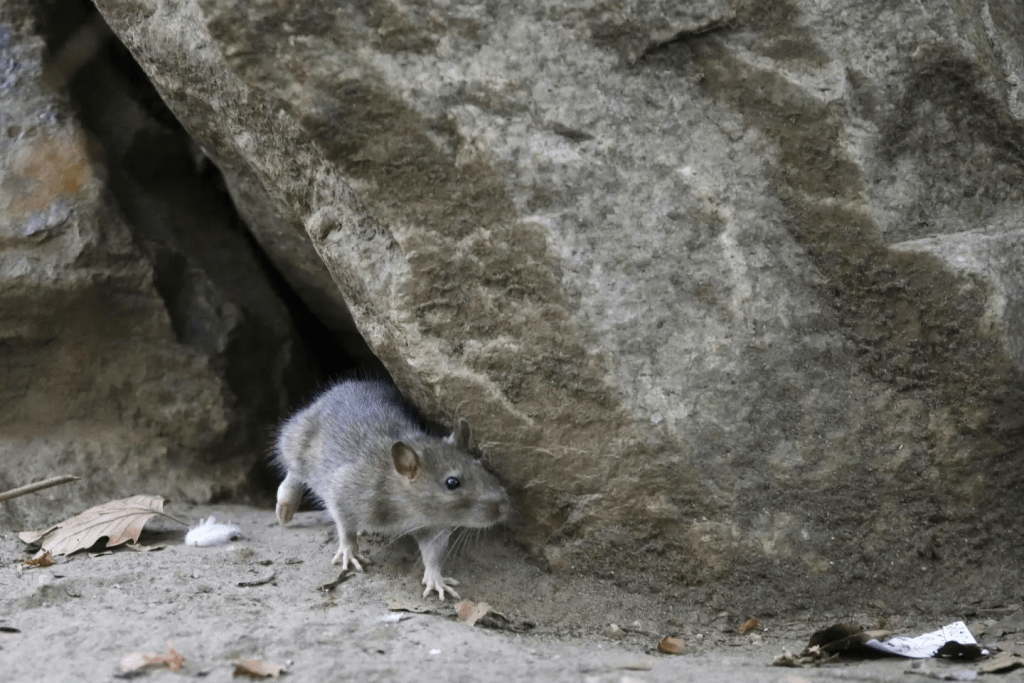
273,378,510,600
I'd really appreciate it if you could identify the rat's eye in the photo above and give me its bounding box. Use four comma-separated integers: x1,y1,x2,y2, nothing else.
445,476,460,491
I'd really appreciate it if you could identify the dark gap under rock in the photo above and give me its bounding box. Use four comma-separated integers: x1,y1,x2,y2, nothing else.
31,0,375,496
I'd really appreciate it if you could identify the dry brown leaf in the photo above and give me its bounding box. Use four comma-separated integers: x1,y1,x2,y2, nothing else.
24,551,54,568
121,640,185,672
738,617,760,634
658,636,685,654
456,600,493,627
234,659,286,678
18,495,177,556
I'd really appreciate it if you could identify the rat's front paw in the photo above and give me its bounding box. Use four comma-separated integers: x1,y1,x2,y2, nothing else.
275,475,302,525
331,545,370,572
422,568,461,601
275,499,297,525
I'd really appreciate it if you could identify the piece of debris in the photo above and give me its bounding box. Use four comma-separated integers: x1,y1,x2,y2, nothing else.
0,626,21,634
935,642,987,660
186,517,243,547
18,495,185,556
233,659,286,678
906,666,978,681
658,637,685,655
605,623,624,639
0,475,80,502
979,652,1024,674
237,571,276,588
621,621,661,638
387,598,440,615
456,600,494,627
120,640,185,673
317,570,353,592
988,611,1024,637
127,543,166,553
377,613,412,623
860,622,985,659
738,617,760,635
24,551,54,568
454,600,518,631
776,621,987,666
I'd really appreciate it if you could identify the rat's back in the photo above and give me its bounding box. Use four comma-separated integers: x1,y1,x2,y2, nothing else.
274,378,419,481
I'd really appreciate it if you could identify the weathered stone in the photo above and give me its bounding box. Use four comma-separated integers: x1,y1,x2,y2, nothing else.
90,0,1024,610
0,0,306,528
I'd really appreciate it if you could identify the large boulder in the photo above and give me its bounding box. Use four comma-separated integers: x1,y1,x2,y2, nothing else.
90,0,1024,609
0,0,310,528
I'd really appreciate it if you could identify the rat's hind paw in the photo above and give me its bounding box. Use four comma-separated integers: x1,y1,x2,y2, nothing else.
422,570,461,601
331,546,370,572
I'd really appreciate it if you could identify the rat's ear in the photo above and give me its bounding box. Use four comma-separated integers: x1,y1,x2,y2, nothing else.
455,419,472,451
392,442,421,481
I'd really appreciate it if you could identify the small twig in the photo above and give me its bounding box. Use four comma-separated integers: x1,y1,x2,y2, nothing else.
0,476,80,502
154,510,190,527
237,571,277,588
317,570,353,592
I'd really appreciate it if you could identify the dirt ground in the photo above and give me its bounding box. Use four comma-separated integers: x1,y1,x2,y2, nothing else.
1,502,1020,682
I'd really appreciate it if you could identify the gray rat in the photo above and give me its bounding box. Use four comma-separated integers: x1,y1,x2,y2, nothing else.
273,378,510,600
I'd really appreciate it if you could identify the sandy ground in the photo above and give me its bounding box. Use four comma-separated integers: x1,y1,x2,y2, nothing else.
1,503,1020,682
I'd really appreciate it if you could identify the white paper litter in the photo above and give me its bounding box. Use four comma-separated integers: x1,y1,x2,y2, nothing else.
864,621,987,658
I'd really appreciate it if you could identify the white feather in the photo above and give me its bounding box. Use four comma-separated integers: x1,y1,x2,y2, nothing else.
185,516,242,547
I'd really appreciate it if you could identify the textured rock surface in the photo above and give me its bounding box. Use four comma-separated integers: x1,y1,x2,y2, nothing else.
0,0,306,528
89,0,1024,609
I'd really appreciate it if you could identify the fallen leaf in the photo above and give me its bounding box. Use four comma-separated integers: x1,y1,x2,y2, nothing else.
19,496,179,556
17,525,58,545
808,623,865,649
807,623,894,653
24,551,54,568
658,636,685,654
234,659,286,678
456,600,492,627
738,617,760,634
121,640,185,672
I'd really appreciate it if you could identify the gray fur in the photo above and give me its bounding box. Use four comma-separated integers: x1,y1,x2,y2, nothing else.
273,378,510,599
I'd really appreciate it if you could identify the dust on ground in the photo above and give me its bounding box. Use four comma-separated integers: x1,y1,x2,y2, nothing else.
1,503,1019,682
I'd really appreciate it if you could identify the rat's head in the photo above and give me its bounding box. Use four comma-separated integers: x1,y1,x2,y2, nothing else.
391,419,510,529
